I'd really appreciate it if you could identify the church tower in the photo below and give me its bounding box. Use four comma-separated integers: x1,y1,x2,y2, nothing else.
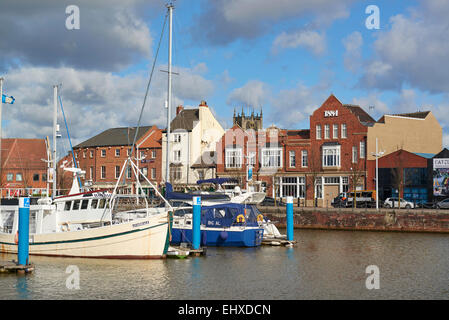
233,107,263,130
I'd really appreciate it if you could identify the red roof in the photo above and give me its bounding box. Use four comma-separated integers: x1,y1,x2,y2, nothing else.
1,138,47,170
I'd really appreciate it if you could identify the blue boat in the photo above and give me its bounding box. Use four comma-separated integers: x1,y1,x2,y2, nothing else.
170,203,264,247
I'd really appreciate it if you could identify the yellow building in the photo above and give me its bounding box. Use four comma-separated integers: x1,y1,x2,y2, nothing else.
367,111,442,161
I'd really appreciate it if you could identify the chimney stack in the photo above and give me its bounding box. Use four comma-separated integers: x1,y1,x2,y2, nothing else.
176,105,184,115
199,100,208,107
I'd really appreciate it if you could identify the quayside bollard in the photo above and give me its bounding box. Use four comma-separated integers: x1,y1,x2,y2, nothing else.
286,196,294,241
18,197,30,266
192,196,201,250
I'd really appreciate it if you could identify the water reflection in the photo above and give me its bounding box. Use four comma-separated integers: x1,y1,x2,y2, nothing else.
15,274,29,300
0,230,448,299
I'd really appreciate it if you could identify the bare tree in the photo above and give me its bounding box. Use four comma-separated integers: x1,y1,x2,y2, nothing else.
306,147,321,207
390,148,405,208
349,159,365,208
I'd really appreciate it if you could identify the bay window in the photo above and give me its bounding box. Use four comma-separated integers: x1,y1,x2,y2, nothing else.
261,148,282,168
322,145,341,167
225,148,242,168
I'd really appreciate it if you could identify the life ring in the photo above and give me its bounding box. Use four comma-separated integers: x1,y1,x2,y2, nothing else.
257,214,264,222
14,231,18,245
236,214,246,223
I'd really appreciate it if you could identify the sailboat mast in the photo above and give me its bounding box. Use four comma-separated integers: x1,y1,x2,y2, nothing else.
165,3,174,183
52,85,58,198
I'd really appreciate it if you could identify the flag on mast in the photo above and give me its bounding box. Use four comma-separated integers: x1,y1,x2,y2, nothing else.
2,94,15,104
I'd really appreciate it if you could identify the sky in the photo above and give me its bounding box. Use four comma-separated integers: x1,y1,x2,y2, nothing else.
1,0,449,159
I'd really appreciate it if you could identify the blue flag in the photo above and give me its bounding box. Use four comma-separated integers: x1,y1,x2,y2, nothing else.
2,94,15,104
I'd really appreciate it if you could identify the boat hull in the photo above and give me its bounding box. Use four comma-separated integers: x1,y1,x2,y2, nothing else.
0,214,169,259
171,226,264,247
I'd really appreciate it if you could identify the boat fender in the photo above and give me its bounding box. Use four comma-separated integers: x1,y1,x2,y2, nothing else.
257,214,264,222
14,231,18,245
236,214,245,223
220,231,228,240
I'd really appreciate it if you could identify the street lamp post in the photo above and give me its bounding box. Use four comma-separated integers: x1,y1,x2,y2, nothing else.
372,138,385,210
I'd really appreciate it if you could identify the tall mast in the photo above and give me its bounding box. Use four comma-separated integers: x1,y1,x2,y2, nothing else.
165,3,174,183
52,85,58,198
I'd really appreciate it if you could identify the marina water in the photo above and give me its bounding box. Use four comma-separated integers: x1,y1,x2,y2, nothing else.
1,229,448,300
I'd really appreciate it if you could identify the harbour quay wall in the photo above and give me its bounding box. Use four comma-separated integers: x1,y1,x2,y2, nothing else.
257,206,449,233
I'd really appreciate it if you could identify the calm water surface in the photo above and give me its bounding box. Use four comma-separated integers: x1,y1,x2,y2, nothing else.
1,229,448,300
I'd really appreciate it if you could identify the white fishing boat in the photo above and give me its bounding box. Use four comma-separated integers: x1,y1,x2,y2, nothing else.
0,160,172,259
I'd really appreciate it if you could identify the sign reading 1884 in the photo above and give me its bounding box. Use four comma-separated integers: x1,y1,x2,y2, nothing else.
324,110,339,117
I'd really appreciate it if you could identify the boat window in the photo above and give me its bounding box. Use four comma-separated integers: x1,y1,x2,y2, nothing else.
64,201,72,211
81,200,89,210
72,200,80,210
91,199,98,209
213,208,226,219
98,199,106,209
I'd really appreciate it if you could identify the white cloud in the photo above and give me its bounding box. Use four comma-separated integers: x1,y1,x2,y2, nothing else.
192,0,355,45
342,31,363,73
0,0,156,71
227,80,271,108
1,64,214,157
359,0,449,93
272,30,326,56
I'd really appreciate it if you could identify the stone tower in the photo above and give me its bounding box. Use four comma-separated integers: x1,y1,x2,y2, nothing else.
233,108,263,130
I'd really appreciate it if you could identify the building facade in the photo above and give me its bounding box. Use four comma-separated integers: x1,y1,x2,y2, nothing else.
69,125,162,195
161,101,224,189
216,94,442,207
0,138,48,197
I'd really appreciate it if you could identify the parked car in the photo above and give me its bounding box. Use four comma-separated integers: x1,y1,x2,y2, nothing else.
383,197,415,209
436,198,449,209
332,191,376,208
258,197,286,207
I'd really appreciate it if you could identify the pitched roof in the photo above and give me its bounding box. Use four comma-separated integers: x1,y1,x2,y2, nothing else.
169,108,199,132
286,129,310,139
343,104,376,124
1,138,47,170
74,126,155,148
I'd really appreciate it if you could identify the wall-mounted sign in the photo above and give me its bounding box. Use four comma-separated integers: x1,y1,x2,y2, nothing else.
433,158,449,196
324,110,339,117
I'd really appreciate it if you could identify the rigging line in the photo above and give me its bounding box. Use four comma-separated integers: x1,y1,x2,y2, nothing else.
58,95,82,190
129,10,169,160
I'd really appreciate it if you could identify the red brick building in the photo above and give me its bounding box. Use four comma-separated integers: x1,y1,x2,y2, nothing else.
216,94,375,207
66,125,162,195
0,138,48,197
